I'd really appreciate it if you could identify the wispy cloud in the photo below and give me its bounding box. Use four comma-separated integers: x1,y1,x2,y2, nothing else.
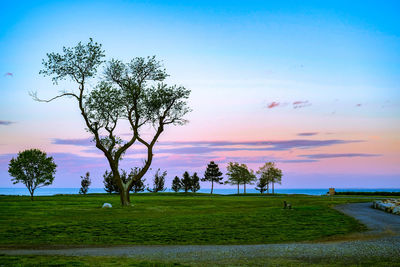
0,120,14,126
52,138,363,155
293,100,311,109
299,153,381,159
297,132,318,136
356,103,362,107
3,72,13,77
52,138,92,146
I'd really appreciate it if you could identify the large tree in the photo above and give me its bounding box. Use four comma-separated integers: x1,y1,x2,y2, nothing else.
202,161,223,194
8,149,57,201
35,39,191,206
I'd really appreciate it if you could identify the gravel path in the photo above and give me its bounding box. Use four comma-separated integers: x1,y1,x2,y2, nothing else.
1,202,400,262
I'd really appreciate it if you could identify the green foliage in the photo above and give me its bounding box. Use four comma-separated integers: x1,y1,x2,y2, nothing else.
147,169,167,193
225,162,256,194
8,149,57,200
103,169,145,193
0,194,368,246
255,175,269,194
190,173,200,193
202,161,223,194
225,162,243,186
79,172,91,195
256,162,283,194
103,170,117,194
181,171,192,193
131,169,146,193
39,38,105,84
171,176,182,192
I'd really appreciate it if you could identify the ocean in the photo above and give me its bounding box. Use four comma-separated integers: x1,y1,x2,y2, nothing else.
1,187,400,196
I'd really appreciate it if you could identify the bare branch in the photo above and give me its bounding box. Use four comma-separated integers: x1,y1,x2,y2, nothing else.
30,91,79,102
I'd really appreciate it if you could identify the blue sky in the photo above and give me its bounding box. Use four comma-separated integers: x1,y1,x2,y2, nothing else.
0,0,399,188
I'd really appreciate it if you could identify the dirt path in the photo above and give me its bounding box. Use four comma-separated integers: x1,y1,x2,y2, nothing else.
1,202,400,262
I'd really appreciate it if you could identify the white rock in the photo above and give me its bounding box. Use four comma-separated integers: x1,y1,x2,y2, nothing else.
102,203,112,208
393,206,400,215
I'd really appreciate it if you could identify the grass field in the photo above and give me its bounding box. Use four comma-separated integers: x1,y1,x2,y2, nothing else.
0,193,370,247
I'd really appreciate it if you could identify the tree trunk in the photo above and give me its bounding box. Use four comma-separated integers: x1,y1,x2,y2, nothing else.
30,191,34,201
211,180,214,194
272,182,274,194
107,159,131,206
120,189,130,206
244,183,246,194
237,183,239,194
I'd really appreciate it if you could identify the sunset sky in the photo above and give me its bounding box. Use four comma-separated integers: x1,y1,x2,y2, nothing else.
1,0,399,189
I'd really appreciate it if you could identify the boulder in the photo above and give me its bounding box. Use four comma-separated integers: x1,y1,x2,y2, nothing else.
102,203,112,208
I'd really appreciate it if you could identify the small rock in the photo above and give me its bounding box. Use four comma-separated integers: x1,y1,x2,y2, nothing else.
102,203,112,208
393,206,400,215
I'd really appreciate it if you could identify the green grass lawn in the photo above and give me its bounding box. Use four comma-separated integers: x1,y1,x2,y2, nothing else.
0,193,371,247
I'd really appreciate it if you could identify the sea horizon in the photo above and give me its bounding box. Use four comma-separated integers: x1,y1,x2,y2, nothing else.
2,187,400,196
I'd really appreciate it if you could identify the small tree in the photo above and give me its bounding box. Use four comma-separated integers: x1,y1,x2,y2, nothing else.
202,161,223,194
191,172,200,193
171,176,182,192
181,171,192,193
79,172,91,194
255,175,269,194
147,169,167,193
131,168,146,193
103,170,118,194
225,162,244,194
8,149,57,201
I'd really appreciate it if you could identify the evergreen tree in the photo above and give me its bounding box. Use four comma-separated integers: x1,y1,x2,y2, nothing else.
79,172,91,194
171,176,182,192
191,172,200,192
147,169,167,193
202,161,223,194
255,175,269,194
103,170,118,194
181,171,192,192
132,176,146,193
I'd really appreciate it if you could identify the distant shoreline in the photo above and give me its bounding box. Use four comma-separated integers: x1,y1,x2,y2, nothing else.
1,187,400,196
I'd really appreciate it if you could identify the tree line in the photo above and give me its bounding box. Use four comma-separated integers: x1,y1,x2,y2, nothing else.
100,160,282,195
7,148,283,200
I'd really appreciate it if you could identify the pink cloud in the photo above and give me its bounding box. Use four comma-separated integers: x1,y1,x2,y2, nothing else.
4,72,13,77
356,103,362,107
293,100,311,109
267,101,280,109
